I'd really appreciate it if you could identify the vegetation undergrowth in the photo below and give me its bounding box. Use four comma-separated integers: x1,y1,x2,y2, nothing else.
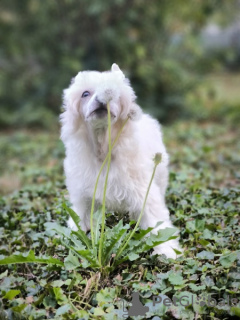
0,104,178,315
0,120,239,319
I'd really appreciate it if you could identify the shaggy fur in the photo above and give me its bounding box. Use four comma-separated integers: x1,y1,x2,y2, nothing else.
60,63,181,259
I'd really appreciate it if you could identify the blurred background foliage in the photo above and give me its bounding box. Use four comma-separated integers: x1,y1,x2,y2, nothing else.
0,0,240,128
1,3,240,318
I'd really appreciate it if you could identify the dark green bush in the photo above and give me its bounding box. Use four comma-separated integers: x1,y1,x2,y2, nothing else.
0,0,233,128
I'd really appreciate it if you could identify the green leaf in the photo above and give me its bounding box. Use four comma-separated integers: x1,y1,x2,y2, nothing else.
43,295,57,308
96,288,116,305
133,221,163,240
145,293,169,316
51,280,65,287
102,220,130,264
219,251,238,268
45,222,71,238
75,310,89,319
197,208,209,215
188,283,206,292
60,239,99,268
64,251,80,270
71,229,92,250
56,304,71,316
94,308,105,316
74,249,100,267
196,250,215,260
231,307,240,317
62,204,91,249
63,203,80,228
186,220,195,232
203,276,215,287
60,238,99,268
173,248,182,255
115,227,177,265
0,250,63,266
52,287,68,305
68,235,87,251
173,291,196,308
199,239,210,246
202,229,213,239
134,227,178,253
127,252,140,261
93,208,103,245
168,272,185,285
12,304,27,312
3,290,21,300
45,221,91,250
195,219,205,232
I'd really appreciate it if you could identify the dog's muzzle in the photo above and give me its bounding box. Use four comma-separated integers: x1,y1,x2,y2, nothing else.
90,102,108,118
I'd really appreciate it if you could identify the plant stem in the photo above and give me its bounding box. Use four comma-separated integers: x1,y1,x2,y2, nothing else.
114,163,159,262
98,102,112,266
90,117,129,249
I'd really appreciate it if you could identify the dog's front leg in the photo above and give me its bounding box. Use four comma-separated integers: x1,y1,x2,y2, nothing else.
67,198,91,232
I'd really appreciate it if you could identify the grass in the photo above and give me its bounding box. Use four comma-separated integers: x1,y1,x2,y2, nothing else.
0,119,240,319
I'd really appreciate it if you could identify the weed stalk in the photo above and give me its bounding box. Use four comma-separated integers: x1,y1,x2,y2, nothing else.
98,103,112,265
89,115,129,249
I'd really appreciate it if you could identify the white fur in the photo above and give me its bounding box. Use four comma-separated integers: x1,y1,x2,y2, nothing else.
60,64,181,259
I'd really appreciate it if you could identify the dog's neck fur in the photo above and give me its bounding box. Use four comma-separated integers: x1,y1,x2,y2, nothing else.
87,120,127,161
89,126,108,161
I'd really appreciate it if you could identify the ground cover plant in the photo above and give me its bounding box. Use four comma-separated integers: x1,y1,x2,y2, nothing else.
0,119,239,319
0,105,178,279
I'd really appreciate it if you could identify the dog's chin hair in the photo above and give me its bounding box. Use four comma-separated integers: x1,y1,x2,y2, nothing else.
86,116,118,130
86,117,108,128
60,66,182,259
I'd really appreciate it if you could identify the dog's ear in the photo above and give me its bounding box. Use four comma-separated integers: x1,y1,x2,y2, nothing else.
111,63,125,80
62,87,80,115
111,63,121,72
60,86,82,137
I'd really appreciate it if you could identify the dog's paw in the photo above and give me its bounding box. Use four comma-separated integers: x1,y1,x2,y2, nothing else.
67,217,89,232
153,239,182,259
67,217,78,231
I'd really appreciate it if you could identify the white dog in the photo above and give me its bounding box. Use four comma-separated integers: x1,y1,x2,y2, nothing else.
60,64,181,259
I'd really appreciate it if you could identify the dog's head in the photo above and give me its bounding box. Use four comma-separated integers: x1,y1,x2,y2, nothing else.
62,64,141,128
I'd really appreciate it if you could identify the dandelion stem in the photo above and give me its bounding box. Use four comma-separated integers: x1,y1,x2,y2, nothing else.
89,106,129,255
98,103,112,266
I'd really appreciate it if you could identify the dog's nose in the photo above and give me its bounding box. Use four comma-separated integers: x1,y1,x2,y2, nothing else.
98,102,107,109
95,98,107,110
91,99,108,117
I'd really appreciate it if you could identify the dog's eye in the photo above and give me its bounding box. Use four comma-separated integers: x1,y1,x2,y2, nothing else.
82,91,90,98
